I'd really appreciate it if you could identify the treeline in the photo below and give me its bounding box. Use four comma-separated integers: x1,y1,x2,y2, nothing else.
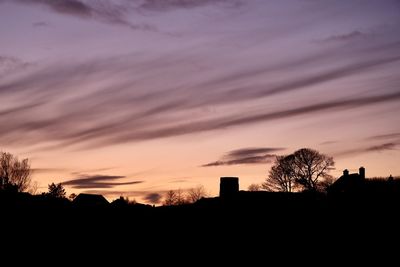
1,148,398,209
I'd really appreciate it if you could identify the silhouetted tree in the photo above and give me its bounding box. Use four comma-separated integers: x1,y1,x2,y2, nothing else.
263,149,334,192
187,185,208,203
111,196,131,207
291,148,334,191
27,181,40,195
129,198,137,205
318,175,335,192
164,190,177,206
175,189,187,205
163,189,187,206
262,155,297,192
115,196,136,205
47,183,66,198
69,193,77,201
248,184,261,191
0,151,31,192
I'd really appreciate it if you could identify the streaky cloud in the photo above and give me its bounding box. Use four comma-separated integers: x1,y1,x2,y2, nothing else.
0,56,30,76
0,102,44,117
319,30,365,43
238,56,400,100
32,168,68,173
32,21,49,27
215,91,400,129
335,142,398,157
0,39,399,149
63,174,143,189
366,143,397,152
113,90,400,146
139,0,241,11
143,193,162,204
320,141,338,145
227,147,285,158
202,154,276,167
202,147,280,167
3,0,156,31
367,133,400,140
9,0,92,17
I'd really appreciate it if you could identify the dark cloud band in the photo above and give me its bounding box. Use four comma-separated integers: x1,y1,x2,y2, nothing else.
202,147,282,167
63,174,143,189
1,0,155,30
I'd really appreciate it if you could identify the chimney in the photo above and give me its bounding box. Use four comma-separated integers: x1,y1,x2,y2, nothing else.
343,169,349,176
219,177,239,198
359,167,365,179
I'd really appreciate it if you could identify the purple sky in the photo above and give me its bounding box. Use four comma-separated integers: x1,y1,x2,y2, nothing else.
1,0,399,203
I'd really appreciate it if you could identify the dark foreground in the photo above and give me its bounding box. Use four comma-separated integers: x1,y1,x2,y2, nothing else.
2,191,399,233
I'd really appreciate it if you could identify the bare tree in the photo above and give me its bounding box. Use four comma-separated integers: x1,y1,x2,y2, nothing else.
47,183,66,198
163,189,187,206
262,155,297,192
175,189,187,205
0,151,32,192
248,184,261,191
317,174,336,192
163,190,177,206
263,149,334,192
187,185,208,203
27,181,40,195
291,148,334,191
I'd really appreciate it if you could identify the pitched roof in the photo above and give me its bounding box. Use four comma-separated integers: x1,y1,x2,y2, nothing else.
73,193,109,206
329,173,364,194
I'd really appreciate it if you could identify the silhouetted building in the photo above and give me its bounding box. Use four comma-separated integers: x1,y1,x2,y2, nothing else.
73,193,109,207
328,167,366,194
219,177,239,197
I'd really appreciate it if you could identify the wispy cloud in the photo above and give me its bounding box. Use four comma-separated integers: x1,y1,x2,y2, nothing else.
0,102,43,117
209,91,400,129
335,142,399,157
2,75,400,149
367,132,400,140
14,0,92,16
63,174,143,189
0,36,399,150
202,154,276,167
73,167,116,174
168,178,190,183
143,193,162,204
319,30,366,43
124,90,400,147
228,147,285,158
202,147,282,167
32,21,49,27
32,168,68,173
0,56,30,76
320,141,337,145
3,0,156,31
2,0,243,30
139,0,242,11
365,142,398,152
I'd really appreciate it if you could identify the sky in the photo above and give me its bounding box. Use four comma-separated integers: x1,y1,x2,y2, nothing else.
0,0,399,204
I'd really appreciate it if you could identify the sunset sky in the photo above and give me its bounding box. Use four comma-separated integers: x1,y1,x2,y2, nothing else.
0,0,399,204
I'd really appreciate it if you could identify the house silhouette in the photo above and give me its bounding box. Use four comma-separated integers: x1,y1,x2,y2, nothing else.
73,193,109,207
327,167,400,205
328,167,366,194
